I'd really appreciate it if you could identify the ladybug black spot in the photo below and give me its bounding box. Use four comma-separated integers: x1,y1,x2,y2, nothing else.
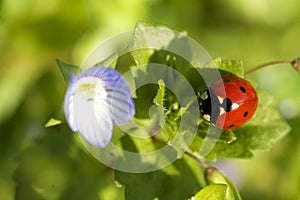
240,86,246,93
223,78,231,82
243,111,248,117
228,124,235,128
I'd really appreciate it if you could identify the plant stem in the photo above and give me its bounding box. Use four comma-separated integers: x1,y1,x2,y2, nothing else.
245,58,300,74
245,60,291,75
184,150,209,168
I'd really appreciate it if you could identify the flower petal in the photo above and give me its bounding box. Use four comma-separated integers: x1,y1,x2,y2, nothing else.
64,66,135,148
78,66,135,125
64,73,78,131
72,77,113,147
104,74,135,125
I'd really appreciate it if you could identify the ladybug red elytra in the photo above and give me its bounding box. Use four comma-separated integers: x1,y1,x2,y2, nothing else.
199,74,258,130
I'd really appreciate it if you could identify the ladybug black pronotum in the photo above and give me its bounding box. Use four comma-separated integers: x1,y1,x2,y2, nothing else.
199,75,258,130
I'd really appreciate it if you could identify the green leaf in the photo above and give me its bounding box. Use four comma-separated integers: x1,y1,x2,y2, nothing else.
192,184,227,200
131,22,154,66
131,21,180,66
190,120,237,153
131,22,196,77
207,90,291,159
197,121,237,144
153,79,167,128
218,59,244,78
205,167,242,200
56,59,81,83
45,118,62,127
204,58,244,78
215,131,237,144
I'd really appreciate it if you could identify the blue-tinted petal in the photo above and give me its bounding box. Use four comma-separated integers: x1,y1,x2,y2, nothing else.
77,65,120,81
80,66,135,124
64,73,78,131
103,74,135,124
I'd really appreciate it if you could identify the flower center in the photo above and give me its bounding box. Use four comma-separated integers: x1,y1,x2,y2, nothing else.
75,76,107,102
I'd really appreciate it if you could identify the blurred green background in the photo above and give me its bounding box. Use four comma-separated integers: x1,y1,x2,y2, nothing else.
1,0,300,199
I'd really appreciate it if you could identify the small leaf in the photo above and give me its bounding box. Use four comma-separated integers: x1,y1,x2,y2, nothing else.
219,59,244,78
216,131,237,144
45,118,62,127
56,59,81,83
204,58,244,78
197,121,237,144
153,79,166,107
192,184,227,200
152,80,167,129
189,123,237,155
205,167,242,200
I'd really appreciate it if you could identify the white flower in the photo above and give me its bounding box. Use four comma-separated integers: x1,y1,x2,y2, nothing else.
64,66,135,148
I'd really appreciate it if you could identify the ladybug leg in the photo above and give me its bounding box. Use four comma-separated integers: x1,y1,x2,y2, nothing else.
200,91,208,100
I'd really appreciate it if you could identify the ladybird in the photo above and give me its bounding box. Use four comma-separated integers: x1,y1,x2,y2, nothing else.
199,75,258,130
